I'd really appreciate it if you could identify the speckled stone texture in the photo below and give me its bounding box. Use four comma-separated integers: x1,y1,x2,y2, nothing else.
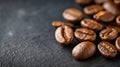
0,0,120,67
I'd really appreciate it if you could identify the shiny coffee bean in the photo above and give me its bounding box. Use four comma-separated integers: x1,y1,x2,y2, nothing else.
94,11,115,22
74,28,96,42
116,16,120,26
55,25,74,46
98,41,117,58
52,21,64,28
63,8,83,23
103,0,120,15
106,25,120,33
75,0,92,5
81,18,103,31
115,36,120,52
84,5,103,15
100,28,118,41
72,41,96,60
94,0,109,4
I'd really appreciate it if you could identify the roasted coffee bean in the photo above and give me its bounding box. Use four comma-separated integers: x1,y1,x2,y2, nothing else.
74,28,96,42
100,28,118,41
52,21,64,28
72,41,96,60
84,5,103,15
55,25,74,45
81,18,103,31
115,36,120,52
106,25,120,33
103,0,120,15
63,8,83,23
98,41,117,58
94,0,109,4
94,11,115,22
116,16,120,26
75,0,92,5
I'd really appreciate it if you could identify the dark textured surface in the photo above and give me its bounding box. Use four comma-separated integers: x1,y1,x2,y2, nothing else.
0,0,120,67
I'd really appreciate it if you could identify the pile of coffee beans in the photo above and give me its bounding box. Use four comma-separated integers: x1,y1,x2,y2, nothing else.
52,0,120,60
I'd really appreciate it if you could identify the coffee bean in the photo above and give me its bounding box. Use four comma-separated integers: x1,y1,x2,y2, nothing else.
74,28,96,42
65,23,74,27
55,25,74,46
100,27,118,41
94,11,115,22
75,0,92,5
52,21,64,28
98,41,117,58
62,8,83,23
72,41,96,60
115,36,120,52
94,0,109,4
103,0,120,15
84,4,103,15
114,0,120,5
81,18,103,31
116,16,120,26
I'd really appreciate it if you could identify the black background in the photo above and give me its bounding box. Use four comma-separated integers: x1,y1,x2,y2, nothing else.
0,0,120,67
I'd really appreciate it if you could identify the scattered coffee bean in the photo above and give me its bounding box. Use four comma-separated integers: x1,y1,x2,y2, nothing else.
84,4,103,15
55,25,74,45
72,41,96,60
100,27,118,41
81,18,103,31
62,8,83,23
93,11,115,22
52,21,64,28
98,41,117,58
75,0,92,5
116,16,120,26
115,36,120,52
74,28,96,42
103,0,120,15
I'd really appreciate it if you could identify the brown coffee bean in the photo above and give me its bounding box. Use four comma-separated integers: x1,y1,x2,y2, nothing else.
94,0,109,4
103,0,120,15
116,16,120,26
74,28,96,42
115,36,120,52
52,21,64,28
94,11,115,22
81,18,103,31
62,8,83,23
100,28,118,41
98,41,117,58
55,25,74,46
75,0,92,5
106,25,120,33
72,41,96,60
84,5,103,15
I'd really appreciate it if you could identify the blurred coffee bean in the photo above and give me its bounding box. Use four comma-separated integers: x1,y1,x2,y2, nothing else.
84,4,103,15
116,16,120,26
63,8,83,23
74,28,96,42
98,41,117,58
72,41,96,60
81,18,103,31
106,25,120,33
115,36,120,52
114,0,120,5
100,27,118,41
55,25,74,46
94,0,109,4
94,11,115,22
52,21,64,28
103,0,120,15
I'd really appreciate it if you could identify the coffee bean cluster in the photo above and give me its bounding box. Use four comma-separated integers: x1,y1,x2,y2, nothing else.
52,0,120,60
